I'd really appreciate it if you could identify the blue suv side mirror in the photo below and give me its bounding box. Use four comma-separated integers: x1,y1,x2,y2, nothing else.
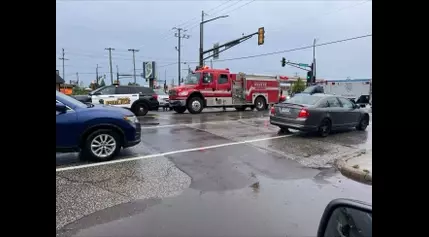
317,199,372,237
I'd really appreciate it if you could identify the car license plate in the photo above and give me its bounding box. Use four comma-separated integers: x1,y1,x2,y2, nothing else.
280,108,290,113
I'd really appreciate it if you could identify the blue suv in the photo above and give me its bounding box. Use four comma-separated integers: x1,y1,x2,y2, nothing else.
56,91,141,162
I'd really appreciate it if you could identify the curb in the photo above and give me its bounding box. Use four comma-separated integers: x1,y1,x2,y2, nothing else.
334,151,372,185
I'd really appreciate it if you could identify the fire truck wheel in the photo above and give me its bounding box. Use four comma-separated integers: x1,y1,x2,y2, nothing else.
187,97,204,114
173,106,187,114
254,96,266,111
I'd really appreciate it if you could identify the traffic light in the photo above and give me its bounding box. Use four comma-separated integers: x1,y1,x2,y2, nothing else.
306,71,313,83
281,57,286,67
258,27,265,45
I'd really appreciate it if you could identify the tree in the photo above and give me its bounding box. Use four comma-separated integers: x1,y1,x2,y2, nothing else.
291,77,306,94
99,78,106,87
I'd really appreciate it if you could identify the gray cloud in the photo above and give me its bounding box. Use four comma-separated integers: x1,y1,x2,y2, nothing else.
56,0,372,86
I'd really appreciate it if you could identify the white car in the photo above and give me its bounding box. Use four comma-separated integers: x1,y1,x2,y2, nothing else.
154,89,171,110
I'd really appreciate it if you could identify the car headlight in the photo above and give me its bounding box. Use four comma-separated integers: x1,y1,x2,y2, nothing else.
178,91,188,96
124,115,139,125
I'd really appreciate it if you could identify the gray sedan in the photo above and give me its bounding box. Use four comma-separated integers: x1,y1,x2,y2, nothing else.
270,93,370,137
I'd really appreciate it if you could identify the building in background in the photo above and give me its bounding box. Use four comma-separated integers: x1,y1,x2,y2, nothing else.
56,70,65,91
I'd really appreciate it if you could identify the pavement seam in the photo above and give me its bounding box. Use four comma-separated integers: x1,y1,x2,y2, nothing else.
141,117,268,129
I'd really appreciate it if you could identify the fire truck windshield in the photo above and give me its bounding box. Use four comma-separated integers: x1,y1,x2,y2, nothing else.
184,72,201,85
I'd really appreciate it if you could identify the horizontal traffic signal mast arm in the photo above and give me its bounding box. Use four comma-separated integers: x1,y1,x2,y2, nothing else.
202,32,258,61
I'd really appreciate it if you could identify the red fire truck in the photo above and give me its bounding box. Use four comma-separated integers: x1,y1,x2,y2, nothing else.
168,66,284,114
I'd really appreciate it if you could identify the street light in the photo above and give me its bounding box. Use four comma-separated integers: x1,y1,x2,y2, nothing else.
199,14,229,66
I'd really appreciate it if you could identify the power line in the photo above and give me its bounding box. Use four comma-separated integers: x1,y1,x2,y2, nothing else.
214,34,372,62
134,1,235,48
178,0,234,29
160,0,248,43
61,34,371,74
64,50,187,63
186,0,253,32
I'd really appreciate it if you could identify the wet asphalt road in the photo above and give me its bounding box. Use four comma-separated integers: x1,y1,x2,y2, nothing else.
56,108,372,237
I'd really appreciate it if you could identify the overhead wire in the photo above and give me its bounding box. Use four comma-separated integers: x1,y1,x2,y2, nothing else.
152,34,371,68
142,0,236,45
215,34,372,62
185,0,253,32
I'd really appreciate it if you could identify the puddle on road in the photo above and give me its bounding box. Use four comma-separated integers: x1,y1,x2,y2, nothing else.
59,173,371,237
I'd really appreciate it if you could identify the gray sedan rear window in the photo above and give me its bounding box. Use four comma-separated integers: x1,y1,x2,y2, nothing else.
287,94,322,105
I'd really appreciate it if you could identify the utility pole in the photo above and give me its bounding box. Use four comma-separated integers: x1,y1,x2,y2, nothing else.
58,48,69,81
128,48,139,84
312,39,317,83
173,27,190,86
96,64,100,85
116,65,119,83
199,11,207,67
210,59,213,68
199,11,229,67
105,47,115,84
76,72,79,85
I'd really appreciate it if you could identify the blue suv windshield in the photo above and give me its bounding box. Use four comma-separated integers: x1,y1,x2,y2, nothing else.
56,91,87,109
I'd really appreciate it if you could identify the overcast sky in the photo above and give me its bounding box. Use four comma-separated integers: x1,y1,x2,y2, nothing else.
56,0,372,86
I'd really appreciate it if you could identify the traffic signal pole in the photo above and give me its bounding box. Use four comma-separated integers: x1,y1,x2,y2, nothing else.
312,38,317,84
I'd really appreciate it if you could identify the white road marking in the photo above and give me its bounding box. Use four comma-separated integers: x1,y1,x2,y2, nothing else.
140,117,269,129
56,134,294,172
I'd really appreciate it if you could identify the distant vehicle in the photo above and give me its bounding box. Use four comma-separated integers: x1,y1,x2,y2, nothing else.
270,93,370,137
154,89,171,110
56,91,141,162
73,85,159,116
168,66,284,114
302,79,371,104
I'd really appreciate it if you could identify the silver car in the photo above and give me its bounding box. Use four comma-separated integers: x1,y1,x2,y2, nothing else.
270,93,370,137
154,89,171,110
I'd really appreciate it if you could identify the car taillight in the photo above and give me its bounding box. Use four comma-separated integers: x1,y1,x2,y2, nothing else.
153,94,158,100
298,108,309,118
270,106,276,116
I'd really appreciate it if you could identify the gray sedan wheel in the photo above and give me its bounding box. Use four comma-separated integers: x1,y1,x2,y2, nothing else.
318,119,331,137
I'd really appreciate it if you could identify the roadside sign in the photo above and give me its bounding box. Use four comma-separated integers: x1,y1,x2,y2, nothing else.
298,63,309,67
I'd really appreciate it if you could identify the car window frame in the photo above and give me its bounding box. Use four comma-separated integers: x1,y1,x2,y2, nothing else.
317,98,330,108
338,97,355,109
218,74,228,84
56,100,74,111
96,86,116,95
116,86,133,94
326,97,342,108
137,87,154,95
202,72,213,84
